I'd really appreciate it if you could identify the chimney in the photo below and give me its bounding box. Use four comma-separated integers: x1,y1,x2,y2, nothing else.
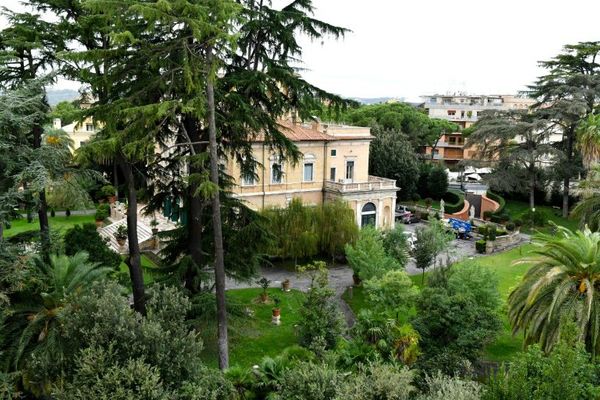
53,118,61,129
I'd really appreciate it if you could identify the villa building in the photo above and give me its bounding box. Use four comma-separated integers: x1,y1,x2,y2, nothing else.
421,94,536,164
226,119,399,229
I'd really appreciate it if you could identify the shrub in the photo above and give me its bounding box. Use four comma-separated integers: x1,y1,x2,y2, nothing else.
442,190,465,214
413,262,502,374
513,218,523,227
65,208,71,218
483,210,493,220
276,362,341,400
382,225,410,268
487,191,506,214
50,208,55,217
94,203,110,221
487,225,497,241
417,372,481,400
345,227,401,281
64,224,121,270
520,208,549,227
424,197,433,208
297,262,344,350
337,362,415,400
99,185,116,198
506,222,516,231
363,270,418,315
478,225,488,237
476,240,486,254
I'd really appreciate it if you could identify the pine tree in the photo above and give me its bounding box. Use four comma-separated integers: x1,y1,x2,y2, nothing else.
528,42,600,217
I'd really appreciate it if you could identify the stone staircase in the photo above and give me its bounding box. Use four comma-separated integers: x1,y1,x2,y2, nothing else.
98,219,154,254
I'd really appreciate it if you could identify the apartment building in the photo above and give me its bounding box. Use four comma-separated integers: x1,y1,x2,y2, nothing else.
422,94,535,164
226,119,399,229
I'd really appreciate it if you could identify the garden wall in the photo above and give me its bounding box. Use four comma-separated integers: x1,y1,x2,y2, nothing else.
445,200,470,221
481,194,500,218
485,231,521,254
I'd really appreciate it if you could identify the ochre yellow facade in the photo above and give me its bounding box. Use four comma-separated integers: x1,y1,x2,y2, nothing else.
227,120,399,229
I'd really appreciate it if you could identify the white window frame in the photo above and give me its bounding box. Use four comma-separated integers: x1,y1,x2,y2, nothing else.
330,167,336,182
241,171,256,187
85,123,94,132
345,159,355,182
303,162,314,182
270,158,283,184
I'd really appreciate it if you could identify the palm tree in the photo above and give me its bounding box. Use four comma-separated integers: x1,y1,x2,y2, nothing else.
577,113,600,169
508,227,600,356
1,252,110,378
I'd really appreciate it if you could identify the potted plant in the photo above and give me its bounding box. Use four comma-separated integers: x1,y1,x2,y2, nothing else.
150,218,159,235
94,204,109,228
256,277,271,302
282,278,291,292
114,224,128,246
272,296,281,318
100,185,117,204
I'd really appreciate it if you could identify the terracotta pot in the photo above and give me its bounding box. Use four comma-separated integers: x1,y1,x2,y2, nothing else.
282,281,290,291
272,308,281,317
108,195,117,204
352,273,361,286
116,238,126,246
95,219,104,228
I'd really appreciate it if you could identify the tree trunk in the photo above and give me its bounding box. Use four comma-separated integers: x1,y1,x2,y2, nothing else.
529,172,536,210
119,155,146,316
32,123,50,254
207,47,229,370
184,114,205,281
562,126,575,218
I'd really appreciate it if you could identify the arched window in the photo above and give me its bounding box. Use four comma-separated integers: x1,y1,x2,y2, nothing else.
361,202,376,227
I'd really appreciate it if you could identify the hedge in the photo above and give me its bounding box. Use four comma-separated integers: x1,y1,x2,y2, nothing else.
443,189,465,214
487,191,506,214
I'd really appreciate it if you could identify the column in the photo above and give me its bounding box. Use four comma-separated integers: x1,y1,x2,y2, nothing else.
391,196,397,229
378,198,383,229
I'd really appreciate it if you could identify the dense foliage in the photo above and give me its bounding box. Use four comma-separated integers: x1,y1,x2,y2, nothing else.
63,223,121,270
263,199,359,262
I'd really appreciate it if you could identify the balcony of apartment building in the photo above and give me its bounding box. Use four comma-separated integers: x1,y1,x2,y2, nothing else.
324,175,397,194
435,138,464,148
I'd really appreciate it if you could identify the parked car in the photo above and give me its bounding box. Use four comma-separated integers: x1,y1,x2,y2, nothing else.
396,205,420,224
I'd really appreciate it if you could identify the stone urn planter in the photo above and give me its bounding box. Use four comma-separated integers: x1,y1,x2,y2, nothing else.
282,279,291,292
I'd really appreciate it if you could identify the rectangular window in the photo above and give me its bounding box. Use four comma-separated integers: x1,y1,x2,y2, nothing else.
330,149,337,157
85,123,94,132
447,110,456,116
271,162,282,184
345,160,354,181
330,167,336,181
241,170,256,186
303,162,314,182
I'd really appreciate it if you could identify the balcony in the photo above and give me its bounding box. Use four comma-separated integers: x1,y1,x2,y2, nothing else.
436,141,464,148
324,175,398,193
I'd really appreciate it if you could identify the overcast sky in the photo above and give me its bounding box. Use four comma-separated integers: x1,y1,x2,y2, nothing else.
3,0,600,101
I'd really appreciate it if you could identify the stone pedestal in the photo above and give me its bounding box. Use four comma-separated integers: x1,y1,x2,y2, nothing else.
271,315,281,325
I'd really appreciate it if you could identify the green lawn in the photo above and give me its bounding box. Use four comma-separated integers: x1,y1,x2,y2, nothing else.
4,215,95,238
503,200,578,234
200,288,306,368
119,254,159,285
343,243,536,363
